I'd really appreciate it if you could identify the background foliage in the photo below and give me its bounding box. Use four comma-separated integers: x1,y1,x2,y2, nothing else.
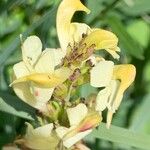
0,0,150,149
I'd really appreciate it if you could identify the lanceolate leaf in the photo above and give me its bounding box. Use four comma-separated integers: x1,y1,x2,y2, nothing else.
0,2,59,66
86,122,150,150
0,92,36,120
107,16,144,60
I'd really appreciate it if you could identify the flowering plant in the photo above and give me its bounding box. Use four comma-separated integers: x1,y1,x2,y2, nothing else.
9,0,136,149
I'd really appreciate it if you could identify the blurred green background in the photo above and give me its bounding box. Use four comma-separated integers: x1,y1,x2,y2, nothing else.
0,0,150,149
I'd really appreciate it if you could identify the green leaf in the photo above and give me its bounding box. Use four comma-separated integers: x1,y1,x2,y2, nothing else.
127,20,150,48
86,122,150,150
107,16,144,59
0,112,16,147
0,2,58,66
118,0,150,16
130,94,150,134
0,92,36,120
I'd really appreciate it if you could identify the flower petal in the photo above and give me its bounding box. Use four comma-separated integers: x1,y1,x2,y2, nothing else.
96,87,111,111
106,65,136,128
63,129,92,148
67,103,88,126
12,62,54,110
22,35,42,66
10,67,72,88
13,61,30,78
57,0,90,52
70,23,91,44
56,126,92,149
35,48,55,73
112,65,136,110
82,29,120,59
24,123,59,150
30,86,54,110
106,80,120,128
49,48,66,66
12,62,36,107
90,60,114,87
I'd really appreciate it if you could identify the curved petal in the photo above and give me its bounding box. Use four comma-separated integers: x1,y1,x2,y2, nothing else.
13,61,30,78
12,62,36,107
63,129,92,148
67,103,88,126
30,86,54,109
35,48,55,73
57,0,90,52
112,64,136,110
82,29,120,59
106,65,136,128
90,60,114,87
56,126,92,149
75,143,91,150
96,87,111,111
12,62,54,110
69,23,91,44
24,123,59,150
106,80,120,128
49,48,66,66
12,82,37,108
22,36,42,66
10,67,72,88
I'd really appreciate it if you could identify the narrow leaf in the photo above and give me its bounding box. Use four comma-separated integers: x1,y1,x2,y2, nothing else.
107,16,144,59
0,2,58,66
86,122,150,150
0,92,36,120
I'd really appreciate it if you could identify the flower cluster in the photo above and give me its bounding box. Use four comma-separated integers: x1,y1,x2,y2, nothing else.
10,0,136,149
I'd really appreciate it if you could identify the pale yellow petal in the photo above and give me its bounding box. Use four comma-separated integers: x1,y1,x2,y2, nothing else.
106,111,113,129
75,143,91,150
63,129,92,148
112,65,136,110
106,47,120,59
10,67,72,88
56,126,92,148
90,60,114,87
35,48,55,73
107,80,121,112
70,22,91,44
30,86,54,110
82,29,120,59
25,123,58,150
106,80,120,128
13,61,30,78
22,36,42,66
50,48,66,66
12,62,54,110
12,62,37,107
96,87,111,111
57,0,90,51
27,123,53,137
67,103,88,126
2,146,20,150
106,65,136,128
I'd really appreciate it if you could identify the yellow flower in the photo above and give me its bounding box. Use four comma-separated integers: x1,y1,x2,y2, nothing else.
10,36,71,111
56,103,102,148
57,0,120,59
90,60,136,128
18,123,59,150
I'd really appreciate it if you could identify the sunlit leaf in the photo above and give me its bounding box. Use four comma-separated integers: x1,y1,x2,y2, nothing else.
86,122,150,150
0,92,36,120
107,16,144,59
